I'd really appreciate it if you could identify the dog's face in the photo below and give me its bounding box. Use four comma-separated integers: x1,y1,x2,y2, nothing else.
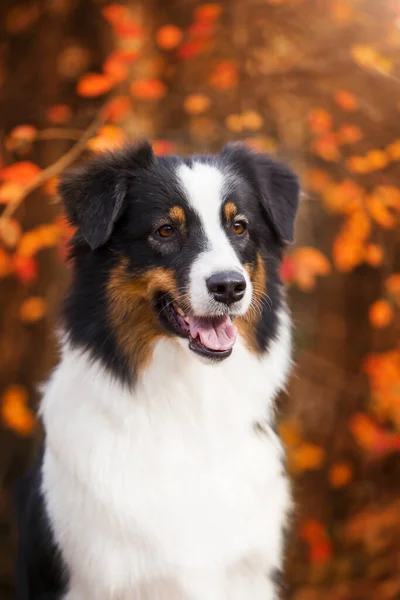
60,142,299,383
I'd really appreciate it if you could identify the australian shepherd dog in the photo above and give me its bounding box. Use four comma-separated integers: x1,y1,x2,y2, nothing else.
15,141,299,600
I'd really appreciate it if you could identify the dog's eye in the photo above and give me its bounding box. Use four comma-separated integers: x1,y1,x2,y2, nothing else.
156,224,175,238
232,221,247,235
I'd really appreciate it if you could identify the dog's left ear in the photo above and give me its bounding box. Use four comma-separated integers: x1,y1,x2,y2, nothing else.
222,143,300,244
59,141,154,250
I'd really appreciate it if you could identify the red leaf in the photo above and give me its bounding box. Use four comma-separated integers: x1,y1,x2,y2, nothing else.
0,161,41,184
14,255,38,284
76,73,114,97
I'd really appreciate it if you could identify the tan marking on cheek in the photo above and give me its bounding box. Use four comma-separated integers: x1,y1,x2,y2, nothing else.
107,259,178,375
224,201,237,222
169,206,186,230
237,252,267,354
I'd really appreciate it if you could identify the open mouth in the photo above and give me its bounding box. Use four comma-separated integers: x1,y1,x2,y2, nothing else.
155,293,237,360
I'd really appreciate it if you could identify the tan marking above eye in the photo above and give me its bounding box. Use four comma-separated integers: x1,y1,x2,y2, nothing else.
168,205,186,228
224,201,237,221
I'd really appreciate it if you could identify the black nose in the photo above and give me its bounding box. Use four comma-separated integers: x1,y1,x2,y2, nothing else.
206,271,246,305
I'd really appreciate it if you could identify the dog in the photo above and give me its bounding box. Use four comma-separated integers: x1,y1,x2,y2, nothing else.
15,141,299,600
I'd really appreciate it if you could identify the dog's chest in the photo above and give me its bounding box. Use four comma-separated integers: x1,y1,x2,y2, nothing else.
41,339,289,593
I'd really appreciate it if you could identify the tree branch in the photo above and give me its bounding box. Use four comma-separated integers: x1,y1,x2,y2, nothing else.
0,112,105,226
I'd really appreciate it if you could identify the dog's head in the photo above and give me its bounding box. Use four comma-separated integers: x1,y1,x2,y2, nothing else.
60,141,299,383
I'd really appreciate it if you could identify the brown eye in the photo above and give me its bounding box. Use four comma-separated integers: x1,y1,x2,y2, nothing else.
156,224,175,238
232,220,247,235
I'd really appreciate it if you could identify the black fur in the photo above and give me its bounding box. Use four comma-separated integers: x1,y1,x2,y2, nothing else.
14,449,66,600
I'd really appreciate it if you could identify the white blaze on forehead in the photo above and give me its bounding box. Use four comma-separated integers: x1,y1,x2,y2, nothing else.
176,161,252,315
176,161,239,257
176,161,227,249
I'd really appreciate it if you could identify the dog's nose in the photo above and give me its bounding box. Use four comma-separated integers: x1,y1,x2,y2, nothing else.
206,271,246,305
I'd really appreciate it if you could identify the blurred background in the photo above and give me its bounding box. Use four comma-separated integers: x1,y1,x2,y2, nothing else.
0,0,400,598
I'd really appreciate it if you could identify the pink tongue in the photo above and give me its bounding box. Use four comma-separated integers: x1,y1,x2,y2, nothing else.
187,315,237,351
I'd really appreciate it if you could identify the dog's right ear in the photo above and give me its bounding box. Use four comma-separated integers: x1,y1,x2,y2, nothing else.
58,141,154,250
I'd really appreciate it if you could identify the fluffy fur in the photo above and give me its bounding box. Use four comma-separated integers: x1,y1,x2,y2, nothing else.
15,141,300,600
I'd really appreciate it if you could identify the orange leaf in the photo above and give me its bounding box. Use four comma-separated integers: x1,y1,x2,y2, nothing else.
322,180,364,214
13,255,38,283
386,274,400,298
342,210,370,240
1,385,35,436
0,217,22,248
369,299,394,328
76,73,114,98
241,110,263,131
334,90,358,111
0,182,25,205
300,519,327,543
279,419,302,448
308,108,332,134
365,149,389,171
310,540,332,564
225,114,243,133
112,49,140,63
194,3,222,21
183,94,211,115
152,140,176,156
0,248,12,278
101,4,129,25
0,161,40,184
177,38,207,59
103,54,129,83
113,19,143,39
20,296,47,322
346,155,369,174
46,104,72,124
365,243,384,267
187,20,215,37
338,123,363,145
333,234,364,272
349,413,382,450
330,0,353,22
386,139,400,161
209,62,238,90
130,79,166,100
366,185,400,229
311,133,340,162
289,443,325,472
103,96,132,122
17,223,61,257
329,462,353,488
156,25,183,49
291,247,331,290
87,125,125,153
8,124,37,144
351,45,392,73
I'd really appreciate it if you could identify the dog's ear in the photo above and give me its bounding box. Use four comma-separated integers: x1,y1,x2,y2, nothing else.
58,141,155,250
221,143,300,244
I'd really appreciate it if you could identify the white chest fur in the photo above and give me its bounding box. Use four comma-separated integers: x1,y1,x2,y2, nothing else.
40,310,292,600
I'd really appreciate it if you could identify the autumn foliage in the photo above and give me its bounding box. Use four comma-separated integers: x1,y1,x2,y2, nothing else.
0,0,400,598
